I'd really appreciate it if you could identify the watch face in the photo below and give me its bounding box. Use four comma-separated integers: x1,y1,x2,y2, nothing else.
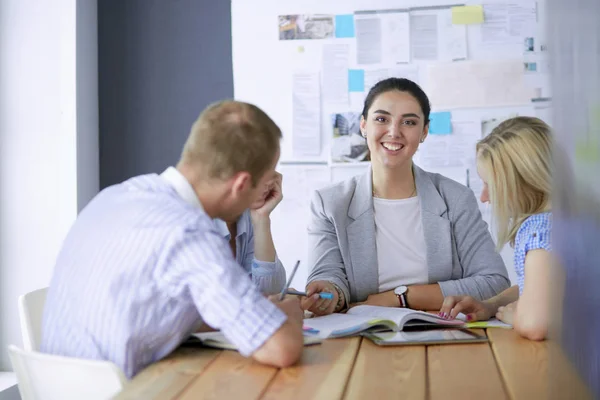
394,286,407,295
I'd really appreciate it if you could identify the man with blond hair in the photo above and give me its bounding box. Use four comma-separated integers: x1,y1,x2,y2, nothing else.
41,101,304,378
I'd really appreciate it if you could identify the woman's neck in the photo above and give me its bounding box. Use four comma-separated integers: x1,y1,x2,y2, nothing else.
371,161,416,199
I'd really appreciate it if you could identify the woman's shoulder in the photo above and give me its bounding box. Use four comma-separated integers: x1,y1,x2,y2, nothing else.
417,168,473,207
518,212,552,234
315,175,361,201
515,212,552,248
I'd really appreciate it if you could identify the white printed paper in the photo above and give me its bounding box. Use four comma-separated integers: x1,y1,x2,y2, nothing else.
419,120,482,169
425,60,535,109
410,11,438,61
322,44,350,105
356,10,410,65
440,9,467,61
356,16,382,65
381,11,411,64
481,2,537,44
365,65,420,92
410,8,468,62
292,72,321,156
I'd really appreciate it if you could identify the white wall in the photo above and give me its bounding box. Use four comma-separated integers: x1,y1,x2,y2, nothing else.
0,0,98,370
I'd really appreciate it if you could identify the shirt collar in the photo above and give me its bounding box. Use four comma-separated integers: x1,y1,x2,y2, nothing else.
214,211,251,241
214,218,231,239
160,166,203,209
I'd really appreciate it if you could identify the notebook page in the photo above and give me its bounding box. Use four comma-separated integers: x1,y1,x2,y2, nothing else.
303,313,385,338
348,305,463,328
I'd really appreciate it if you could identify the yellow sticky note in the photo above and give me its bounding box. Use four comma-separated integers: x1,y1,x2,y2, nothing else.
452,5,484,25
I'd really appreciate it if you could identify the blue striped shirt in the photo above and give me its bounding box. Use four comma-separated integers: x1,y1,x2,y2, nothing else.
214,212,286,295
162,167,286,295
41,171,287,378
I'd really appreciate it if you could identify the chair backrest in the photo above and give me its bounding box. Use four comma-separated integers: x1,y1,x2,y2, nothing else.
8,345,127,400
18,288,48,351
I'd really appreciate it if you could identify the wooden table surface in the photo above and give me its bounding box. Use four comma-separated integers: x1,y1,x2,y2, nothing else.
114,329,593,400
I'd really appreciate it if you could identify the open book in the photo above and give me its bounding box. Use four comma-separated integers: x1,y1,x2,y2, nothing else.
187,331,322,350
303,305,466,339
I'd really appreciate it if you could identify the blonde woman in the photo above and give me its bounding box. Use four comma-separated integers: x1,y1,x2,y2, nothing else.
439,117,553,341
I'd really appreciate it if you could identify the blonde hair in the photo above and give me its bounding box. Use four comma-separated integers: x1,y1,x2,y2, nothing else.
180,100,281,186
476,117,552,249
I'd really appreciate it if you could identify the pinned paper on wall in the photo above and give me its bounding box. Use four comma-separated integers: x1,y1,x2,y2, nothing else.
451,5,484,25
419,119,481,168
410,7,467,62
426,60,536,109
322,44,350,105
335,14,355,38
429,111,453,135
292,72,321,156
348,69,365,92
355,10,410,65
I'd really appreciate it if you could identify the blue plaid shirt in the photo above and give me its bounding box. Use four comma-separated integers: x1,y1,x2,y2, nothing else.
513,212,552,294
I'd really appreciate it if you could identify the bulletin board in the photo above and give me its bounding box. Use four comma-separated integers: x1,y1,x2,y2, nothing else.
231,0,551,288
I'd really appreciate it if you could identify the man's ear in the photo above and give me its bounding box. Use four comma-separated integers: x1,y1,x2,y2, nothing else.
230,171,253,198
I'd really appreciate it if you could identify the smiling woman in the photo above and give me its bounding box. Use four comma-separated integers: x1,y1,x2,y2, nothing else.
302,78,510,316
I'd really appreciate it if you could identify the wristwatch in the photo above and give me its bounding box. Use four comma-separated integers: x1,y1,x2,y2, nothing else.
394,286,409,308
332,284,346,312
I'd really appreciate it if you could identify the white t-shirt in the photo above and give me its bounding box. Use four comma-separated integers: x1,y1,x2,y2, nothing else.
373,196,428,292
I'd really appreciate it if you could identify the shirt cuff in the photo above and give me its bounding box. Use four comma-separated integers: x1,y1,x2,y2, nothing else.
222,291,287,357
251,258,279,277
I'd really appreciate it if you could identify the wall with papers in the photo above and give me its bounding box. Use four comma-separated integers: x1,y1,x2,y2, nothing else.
232,0,551,288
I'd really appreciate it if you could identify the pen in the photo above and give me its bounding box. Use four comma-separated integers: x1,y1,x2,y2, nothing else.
279,260,301,301
466,168,470,189
285,289,334,299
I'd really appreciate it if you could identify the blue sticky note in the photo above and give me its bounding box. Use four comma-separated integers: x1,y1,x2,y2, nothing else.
335,14,355,38
348,69,365,92
429,111,453,135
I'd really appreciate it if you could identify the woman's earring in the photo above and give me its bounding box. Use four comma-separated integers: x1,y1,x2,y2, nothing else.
362,132,367,138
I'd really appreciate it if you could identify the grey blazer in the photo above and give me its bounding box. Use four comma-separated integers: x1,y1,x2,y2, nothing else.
307,165,510,304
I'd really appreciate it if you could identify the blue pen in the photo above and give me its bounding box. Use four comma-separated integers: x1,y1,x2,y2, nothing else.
285,289,334,299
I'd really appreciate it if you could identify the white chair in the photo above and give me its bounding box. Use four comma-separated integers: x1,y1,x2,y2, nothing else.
18,288,48,351
8,345,127,400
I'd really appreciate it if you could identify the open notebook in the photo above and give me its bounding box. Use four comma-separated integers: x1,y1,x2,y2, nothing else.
303,305,466,339
187,331,322,350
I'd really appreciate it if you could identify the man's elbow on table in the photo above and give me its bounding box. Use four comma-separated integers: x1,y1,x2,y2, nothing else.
252,321,304,368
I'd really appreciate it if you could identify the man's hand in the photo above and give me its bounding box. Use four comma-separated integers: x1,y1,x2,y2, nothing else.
439,295,497,321
250,172,283,221
269,294,304,326
302,281,339,316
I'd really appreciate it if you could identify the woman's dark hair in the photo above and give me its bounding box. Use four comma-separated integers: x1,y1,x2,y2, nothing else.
361,78,431,124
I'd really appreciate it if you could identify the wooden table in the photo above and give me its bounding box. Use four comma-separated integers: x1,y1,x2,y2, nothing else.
114,329,593,400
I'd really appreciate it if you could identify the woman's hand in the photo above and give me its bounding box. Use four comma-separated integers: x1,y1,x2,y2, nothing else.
439,295,497,321
496,301,517,325
302,281,339,316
